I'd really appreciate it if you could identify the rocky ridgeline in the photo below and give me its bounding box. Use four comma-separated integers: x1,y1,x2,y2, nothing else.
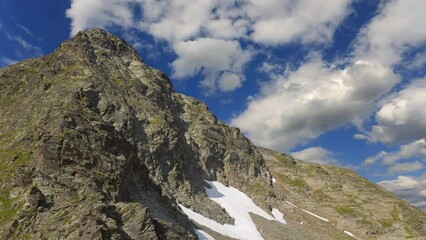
0,28,425,240
0,28,271,239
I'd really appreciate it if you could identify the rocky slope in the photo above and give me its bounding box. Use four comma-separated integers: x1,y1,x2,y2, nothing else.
0,28,425,239
260,148,426,240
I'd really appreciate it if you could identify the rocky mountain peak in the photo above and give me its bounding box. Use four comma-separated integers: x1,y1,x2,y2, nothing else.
1,29,425,240
58,28,142,64
0,28,272,239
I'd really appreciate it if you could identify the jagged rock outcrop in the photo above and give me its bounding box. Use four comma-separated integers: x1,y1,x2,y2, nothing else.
0,28,425,240
0,28,271,239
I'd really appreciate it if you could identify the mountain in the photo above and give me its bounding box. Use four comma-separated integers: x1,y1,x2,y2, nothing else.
0,28,424,240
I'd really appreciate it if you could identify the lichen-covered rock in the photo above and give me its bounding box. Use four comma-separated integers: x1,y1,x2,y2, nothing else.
0,28,272,239
25,186,52,211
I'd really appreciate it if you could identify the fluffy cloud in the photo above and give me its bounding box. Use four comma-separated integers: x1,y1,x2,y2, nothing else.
364,139,426,166
291,147,340,166
66,0,353,94
65,0,426,147
171,38,251,93
231,57,399,150
232,0,426,150
379,175,419,190
66,0,133,36
354,0,426,66
378,175,426,210
363,139,425,174
388,162,423,174
246,0,351,44
140,0,216,43
408,51,426,69
218,72,245,92
356,79,426,144
67,0,352,45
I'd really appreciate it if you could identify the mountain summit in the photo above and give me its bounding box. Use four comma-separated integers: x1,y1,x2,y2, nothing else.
0,28,425,239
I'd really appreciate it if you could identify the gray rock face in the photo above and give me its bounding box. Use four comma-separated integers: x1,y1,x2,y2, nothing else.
0,28,271,239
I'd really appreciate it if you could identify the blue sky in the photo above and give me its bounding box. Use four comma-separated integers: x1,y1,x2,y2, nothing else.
1,0,425,209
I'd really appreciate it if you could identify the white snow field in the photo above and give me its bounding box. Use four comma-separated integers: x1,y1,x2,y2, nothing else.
271,208,287,224
179,180,286,240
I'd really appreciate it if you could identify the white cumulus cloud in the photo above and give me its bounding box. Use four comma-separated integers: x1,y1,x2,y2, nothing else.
65,0,426,149
65,0,354,94
364,139,426,166
172,38,251,93
363,139,426,174
66,0,133,36
388,162,423,174
231,57,399,150
232,0,426,150
357,78,426,144
246,0,351,45
291,147,340,166
378,174,426,210
354,0,426,66
408,51,426,69
218,72,245,92
140,0,215,43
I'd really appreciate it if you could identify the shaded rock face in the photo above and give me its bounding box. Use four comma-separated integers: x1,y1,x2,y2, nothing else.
0,28,271,239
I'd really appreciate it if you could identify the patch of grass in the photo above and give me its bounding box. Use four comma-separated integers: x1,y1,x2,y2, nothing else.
0,146,33,182
390,206,399,221
148,116,165,126
0,94,20,108
0,190,23,224
287,179,305,188
378,218,394,228
313,189,332,201
273,153,296,168
248,182,269,195
113,78,122,85
21,233,33,240
335,206,355,215
404,225,415,238
359,218,372,225
377,204,400,228
304,165,316,177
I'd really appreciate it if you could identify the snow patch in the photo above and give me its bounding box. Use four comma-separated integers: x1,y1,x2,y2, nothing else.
179,180,286,240
301,209,329,222
195,229,215,240
285,200,297,208
271,208,287,224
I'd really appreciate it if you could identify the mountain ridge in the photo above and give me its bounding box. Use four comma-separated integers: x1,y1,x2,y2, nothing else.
0,28,424,240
